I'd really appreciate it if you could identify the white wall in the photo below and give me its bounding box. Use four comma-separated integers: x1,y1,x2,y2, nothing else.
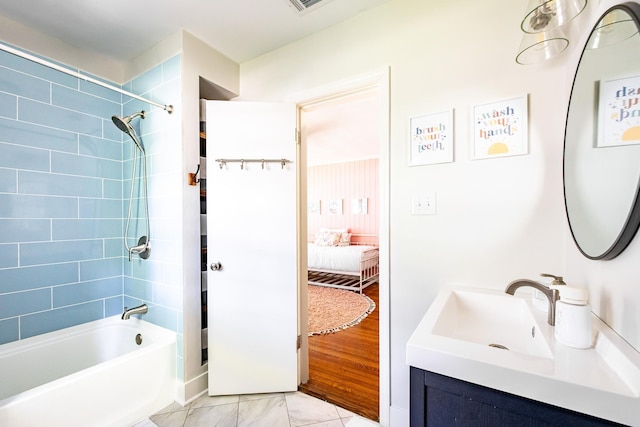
130,30,241,402
562,0,640,357
0,14,123,82
179,31,240,402
239,0,640,423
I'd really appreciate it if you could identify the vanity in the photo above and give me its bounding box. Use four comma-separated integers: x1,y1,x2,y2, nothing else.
410,370,623,426
406,287,640,426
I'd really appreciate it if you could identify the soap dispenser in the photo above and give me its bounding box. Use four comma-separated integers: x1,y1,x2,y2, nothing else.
554,286,592,349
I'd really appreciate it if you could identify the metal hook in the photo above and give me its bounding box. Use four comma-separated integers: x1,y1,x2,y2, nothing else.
240,159,244,170
219,160,225,169
188,164,201,186
281,159,286,169
261,159,265,169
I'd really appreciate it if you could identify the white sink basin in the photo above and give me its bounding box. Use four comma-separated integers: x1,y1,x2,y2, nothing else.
407,286,640,426
431,288,552,359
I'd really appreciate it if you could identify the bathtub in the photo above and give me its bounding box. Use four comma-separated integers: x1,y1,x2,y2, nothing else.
0,316,176,427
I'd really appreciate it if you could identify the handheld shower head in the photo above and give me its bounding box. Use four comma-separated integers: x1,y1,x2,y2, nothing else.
111,111,146,153
113,109,151,262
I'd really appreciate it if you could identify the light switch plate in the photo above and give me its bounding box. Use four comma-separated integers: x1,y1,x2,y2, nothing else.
412,192,436,215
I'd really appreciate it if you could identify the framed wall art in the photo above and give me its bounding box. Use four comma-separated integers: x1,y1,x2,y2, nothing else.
598,75,640,148
308,200,321,214
472,95,528,160
328,199,343,215
409,109,454,166
351,198,368,214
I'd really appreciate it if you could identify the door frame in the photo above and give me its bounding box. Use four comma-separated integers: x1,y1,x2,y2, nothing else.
290,67,390,425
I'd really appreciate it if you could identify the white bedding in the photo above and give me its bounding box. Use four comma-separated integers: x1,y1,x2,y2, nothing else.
307,243,378,273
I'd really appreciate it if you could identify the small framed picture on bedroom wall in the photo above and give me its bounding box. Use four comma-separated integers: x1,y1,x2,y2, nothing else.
352,198,368,214
308,200,321,215
328,199,343,215
409,109,454,166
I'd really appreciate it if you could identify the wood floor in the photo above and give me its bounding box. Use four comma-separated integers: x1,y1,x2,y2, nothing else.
299,283,379,421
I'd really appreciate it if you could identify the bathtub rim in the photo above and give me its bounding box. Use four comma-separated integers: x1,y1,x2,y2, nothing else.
0,315,175,355
0,315,177,407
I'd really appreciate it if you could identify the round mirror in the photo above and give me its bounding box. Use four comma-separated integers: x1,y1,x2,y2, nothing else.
564,3,640,260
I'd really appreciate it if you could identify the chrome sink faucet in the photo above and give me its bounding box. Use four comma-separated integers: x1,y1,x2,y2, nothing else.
505,279,559,326
121,303,148,320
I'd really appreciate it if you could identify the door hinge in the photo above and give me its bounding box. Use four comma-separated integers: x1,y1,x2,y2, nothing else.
297,334,302,350
295,128,300,145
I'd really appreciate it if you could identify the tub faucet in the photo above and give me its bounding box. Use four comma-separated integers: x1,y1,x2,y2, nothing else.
121,304,148,320
505,279,559,326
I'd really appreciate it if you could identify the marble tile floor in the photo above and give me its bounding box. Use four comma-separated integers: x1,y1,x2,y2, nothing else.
134,391,380,427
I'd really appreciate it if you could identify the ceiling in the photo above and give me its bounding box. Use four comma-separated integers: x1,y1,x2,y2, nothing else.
0,0,388,63
302,89,380,166
0,0,384,166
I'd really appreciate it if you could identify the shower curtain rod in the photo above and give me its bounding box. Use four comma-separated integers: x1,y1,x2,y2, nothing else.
0,42,173,114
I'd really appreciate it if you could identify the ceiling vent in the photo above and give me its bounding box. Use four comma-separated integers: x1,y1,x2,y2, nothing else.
287,0,334,14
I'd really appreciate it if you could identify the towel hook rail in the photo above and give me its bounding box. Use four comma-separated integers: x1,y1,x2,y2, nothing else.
215,158,291,170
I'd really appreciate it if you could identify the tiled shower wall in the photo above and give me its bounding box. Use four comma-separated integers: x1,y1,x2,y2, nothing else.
0,46,183,379
121,54,185,380
0,47,124,344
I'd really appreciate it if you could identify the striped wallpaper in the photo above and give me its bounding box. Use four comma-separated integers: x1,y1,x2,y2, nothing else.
307,158,379,244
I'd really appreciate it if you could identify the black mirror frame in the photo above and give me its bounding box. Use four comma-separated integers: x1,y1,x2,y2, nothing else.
563,2,640,260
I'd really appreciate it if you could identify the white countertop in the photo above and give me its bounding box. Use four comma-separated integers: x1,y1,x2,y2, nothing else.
406,287,640,426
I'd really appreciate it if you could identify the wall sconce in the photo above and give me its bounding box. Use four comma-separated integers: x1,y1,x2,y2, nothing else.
516,0,587,64
521,0,588,34
587,9,638,49
516,28,569,64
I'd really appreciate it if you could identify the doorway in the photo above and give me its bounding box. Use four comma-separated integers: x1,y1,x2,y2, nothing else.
296,74,388,422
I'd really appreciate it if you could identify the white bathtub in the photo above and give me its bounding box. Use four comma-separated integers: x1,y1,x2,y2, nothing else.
0,316,176,427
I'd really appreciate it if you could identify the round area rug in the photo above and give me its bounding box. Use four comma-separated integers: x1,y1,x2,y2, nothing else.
308,285,376,336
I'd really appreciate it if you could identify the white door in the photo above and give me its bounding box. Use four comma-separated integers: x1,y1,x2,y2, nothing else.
206,100,298,395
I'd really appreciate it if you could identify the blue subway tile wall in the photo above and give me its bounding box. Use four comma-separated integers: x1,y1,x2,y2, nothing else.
0,262,79,294
0,219,50,243
19,170,105,197
0,194,78,218
0,65,51,102
121,54,183,379
0,245,18,269
0,45,125,346
0,91,16,119
0,143,50,171
20,300,104,339
0,117,79,152
0,49,78,89
0,168,17,192
0,46,184,382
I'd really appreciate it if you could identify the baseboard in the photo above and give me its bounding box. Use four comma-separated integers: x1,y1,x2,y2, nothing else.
175,371,208,406
389,405,409,427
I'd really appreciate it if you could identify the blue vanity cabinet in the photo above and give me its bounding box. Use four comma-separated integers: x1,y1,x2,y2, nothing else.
409,367,626,426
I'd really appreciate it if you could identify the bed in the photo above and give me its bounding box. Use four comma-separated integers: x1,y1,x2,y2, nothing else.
307,229,379,293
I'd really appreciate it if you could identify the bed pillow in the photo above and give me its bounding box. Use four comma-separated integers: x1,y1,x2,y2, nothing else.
314,228,348,246
338,232,352,246
314,231,340,246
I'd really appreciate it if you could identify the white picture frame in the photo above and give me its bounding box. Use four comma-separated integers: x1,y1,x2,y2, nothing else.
409,109,454,166
351,198,368,214
328,199,343,215
472,95,528,160
308,200,321,214
597,75,640,148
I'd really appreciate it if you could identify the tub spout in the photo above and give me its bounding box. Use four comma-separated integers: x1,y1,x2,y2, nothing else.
121,304,148,320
